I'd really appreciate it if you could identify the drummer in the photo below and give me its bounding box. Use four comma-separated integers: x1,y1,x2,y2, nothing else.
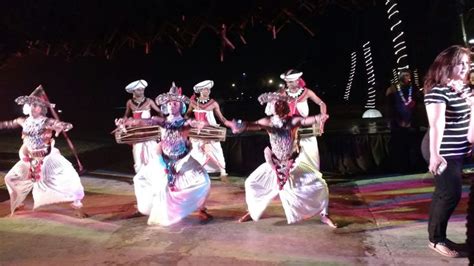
187,80,235,182
123,79,162,173
278,69,328,170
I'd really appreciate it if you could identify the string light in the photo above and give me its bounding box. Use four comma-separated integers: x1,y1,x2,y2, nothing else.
344,51,357,101
391,68,398,84
363,41,377,109
385,0,410,70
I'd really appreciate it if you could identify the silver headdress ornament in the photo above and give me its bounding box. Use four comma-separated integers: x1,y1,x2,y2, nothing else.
155,81,190,106
258,92,291,105
15,85,55,108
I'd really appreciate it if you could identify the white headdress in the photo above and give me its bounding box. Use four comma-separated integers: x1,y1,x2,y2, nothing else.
193,80,214,93
280,69,303,82
125,79,148,93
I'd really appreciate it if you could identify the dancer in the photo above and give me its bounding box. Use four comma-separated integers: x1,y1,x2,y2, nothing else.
235,92,336,227
1,86,86,217
424,45,471,257
187,80,233,180
116,82,213,226
123,79,161,173
279,69,328,170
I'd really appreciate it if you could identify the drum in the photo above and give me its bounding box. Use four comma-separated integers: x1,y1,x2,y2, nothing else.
189,126,227,142
298,122,322,138
114,125,161,144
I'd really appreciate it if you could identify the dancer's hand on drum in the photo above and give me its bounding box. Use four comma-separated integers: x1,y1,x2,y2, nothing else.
113,118,128,133
115,118,125,127
189,119,205,134
116,117,138,127
429,154,446,175
320,113,329,124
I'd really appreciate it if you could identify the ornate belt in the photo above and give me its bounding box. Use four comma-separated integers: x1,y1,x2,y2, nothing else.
28,147,51,158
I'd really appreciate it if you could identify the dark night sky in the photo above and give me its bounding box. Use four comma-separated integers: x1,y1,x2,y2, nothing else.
0,0,468,133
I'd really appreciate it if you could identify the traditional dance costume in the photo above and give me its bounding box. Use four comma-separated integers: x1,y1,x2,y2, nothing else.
130,83,211,226
188,80,229,176
244,93,329,224
124,79,159,173
189,99,227,175
130,109,158,173
2,92,84,215
286,88,321,170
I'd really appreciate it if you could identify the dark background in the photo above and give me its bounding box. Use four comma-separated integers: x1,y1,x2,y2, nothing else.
0,0,472,137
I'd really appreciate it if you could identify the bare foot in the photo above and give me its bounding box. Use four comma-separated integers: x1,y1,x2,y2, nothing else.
125,210,144,219
320,214,337,228
9,203,26,217
238,212,252,223
197,209,213,222
14,203,26,211
74,209,89,219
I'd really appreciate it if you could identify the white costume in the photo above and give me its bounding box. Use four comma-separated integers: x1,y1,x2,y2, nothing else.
290,99,320,170
125,79,159,173
133,84,210,226
245,119,328,224
3,114,84,214
131,109,158,173
275,70,327,217
189,80,227,175
190,109,226,174
279,70,321,171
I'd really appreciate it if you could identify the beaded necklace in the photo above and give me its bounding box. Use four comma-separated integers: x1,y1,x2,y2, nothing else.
132,97,146,108
286,88,304,99
197,97,211,105
396,85,412,106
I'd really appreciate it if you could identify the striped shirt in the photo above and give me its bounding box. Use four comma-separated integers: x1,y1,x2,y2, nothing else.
424,86,471,158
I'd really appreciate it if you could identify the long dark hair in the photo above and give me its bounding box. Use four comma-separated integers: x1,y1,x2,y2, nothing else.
423,45,470,93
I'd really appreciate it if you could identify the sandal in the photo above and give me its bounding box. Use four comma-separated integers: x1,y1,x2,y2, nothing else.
428,242,459,258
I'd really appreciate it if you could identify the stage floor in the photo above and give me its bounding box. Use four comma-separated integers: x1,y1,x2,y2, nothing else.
0,172,471,265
